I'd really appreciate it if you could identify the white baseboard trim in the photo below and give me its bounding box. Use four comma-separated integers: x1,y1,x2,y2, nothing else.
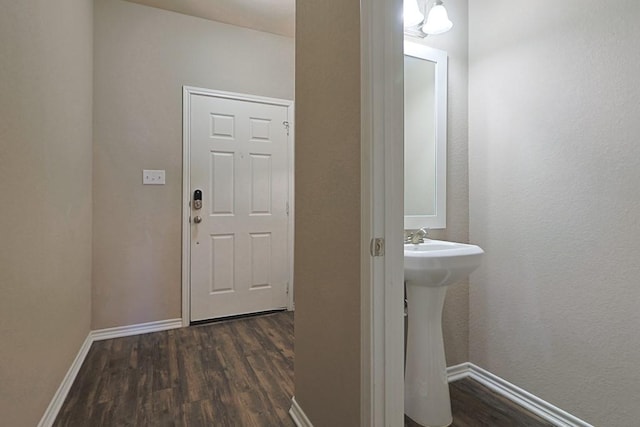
91,318,183,341
38,318,183,427
37,334,93,427
289,396,313,427
446,362,472,382
447,363,593,427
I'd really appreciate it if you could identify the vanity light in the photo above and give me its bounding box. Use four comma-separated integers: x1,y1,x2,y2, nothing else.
404,0,424,28
422,0,453,35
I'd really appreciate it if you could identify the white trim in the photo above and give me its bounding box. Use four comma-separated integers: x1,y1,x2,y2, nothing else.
360,0,405,425
181,86,295,326
286,104,295,311
183,87,293,107
446,362,472,382
402,42,448,230
182,87,192,327
289,397,314,427
91,318,183,341
37,335,92,427
446,363,594,427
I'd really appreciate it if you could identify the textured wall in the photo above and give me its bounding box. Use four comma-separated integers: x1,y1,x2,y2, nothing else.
294,0,362,425
469,1,640,425
0,1,93,425
92,0,294,328
407,0,470,366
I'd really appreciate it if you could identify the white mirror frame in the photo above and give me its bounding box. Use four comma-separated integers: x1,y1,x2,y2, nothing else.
404,41,448,230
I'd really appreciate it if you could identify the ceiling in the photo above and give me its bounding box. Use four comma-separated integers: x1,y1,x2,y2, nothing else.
125,0,295,37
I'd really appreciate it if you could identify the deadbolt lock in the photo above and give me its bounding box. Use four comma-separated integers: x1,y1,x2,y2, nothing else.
193,189,203,210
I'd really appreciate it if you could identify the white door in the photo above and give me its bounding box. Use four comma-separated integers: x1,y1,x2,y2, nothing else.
188,92,291,322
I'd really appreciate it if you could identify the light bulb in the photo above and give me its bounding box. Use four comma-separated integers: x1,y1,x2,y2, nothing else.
422,2,453,35
404,0,424,28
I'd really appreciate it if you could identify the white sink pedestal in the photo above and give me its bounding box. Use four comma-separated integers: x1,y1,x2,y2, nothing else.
403,240,484,427
404,283,451,427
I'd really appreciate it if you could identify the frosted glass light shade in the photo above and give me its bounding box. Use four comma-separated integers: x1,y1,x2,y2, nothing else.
404,0,424,28
422,3,453,35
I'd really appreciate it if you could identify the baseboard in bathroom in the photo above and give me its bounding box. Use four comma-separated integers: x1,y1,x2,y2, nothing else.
447,363,593,427
446,362,472,382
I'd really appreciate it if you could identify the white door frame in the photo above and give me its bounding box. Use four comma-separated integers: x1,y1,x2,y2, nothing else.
360,0,405,425
181,86,295,327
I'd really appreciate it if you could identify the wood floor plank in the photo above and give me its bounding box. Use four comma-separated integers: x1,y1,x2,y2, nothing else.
245,352,294,423
177,329,212,404
182,399,216,426
166,330,178,381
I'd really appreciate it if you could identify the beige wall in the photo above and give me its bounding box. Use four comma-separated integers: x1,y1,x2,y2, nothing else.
294,0,361,425
0,1,93,425
469,1,640,425
408,0,470,365
92,0,294,328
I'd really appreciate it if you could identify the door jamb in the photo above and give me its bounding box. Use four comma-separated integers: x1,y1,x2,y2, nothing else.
181,86,295,327
360,0,405,424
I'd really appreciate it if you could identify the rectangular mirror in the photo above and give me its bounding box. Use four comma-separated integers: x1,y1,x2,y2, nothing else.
404,42,447,230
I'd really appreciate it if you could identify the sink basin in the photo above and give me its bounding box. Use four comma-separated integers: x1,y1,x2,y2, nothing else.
404,239,484,427
404,240,484,287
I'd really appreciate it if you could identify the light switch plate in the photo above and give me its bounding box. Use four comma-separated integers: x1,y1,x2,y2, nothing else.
143,169,165,185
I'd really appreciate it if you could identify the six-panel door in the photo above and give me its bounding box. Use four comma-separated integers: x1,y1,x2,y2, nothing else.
189,94,290,321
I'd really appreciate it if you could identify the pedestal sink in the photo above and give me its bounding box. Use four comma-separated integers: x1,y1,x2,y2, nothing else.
404,240,484,427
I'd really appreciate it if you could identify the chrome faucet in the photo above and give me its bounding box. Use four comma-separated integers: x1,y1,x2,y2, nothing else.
404,227,430,244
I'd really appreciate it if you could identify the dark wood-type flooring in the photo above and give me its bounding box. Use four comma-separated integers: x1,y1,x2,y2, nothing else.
405,379,554,427
55,311,553,427
54,312,295,427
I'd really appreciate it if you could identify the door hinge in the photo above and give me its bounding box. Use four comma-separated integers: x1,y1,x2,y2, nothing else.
286,201,289,216
370,238,385,257
283,121,290,136
286,282,290,295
